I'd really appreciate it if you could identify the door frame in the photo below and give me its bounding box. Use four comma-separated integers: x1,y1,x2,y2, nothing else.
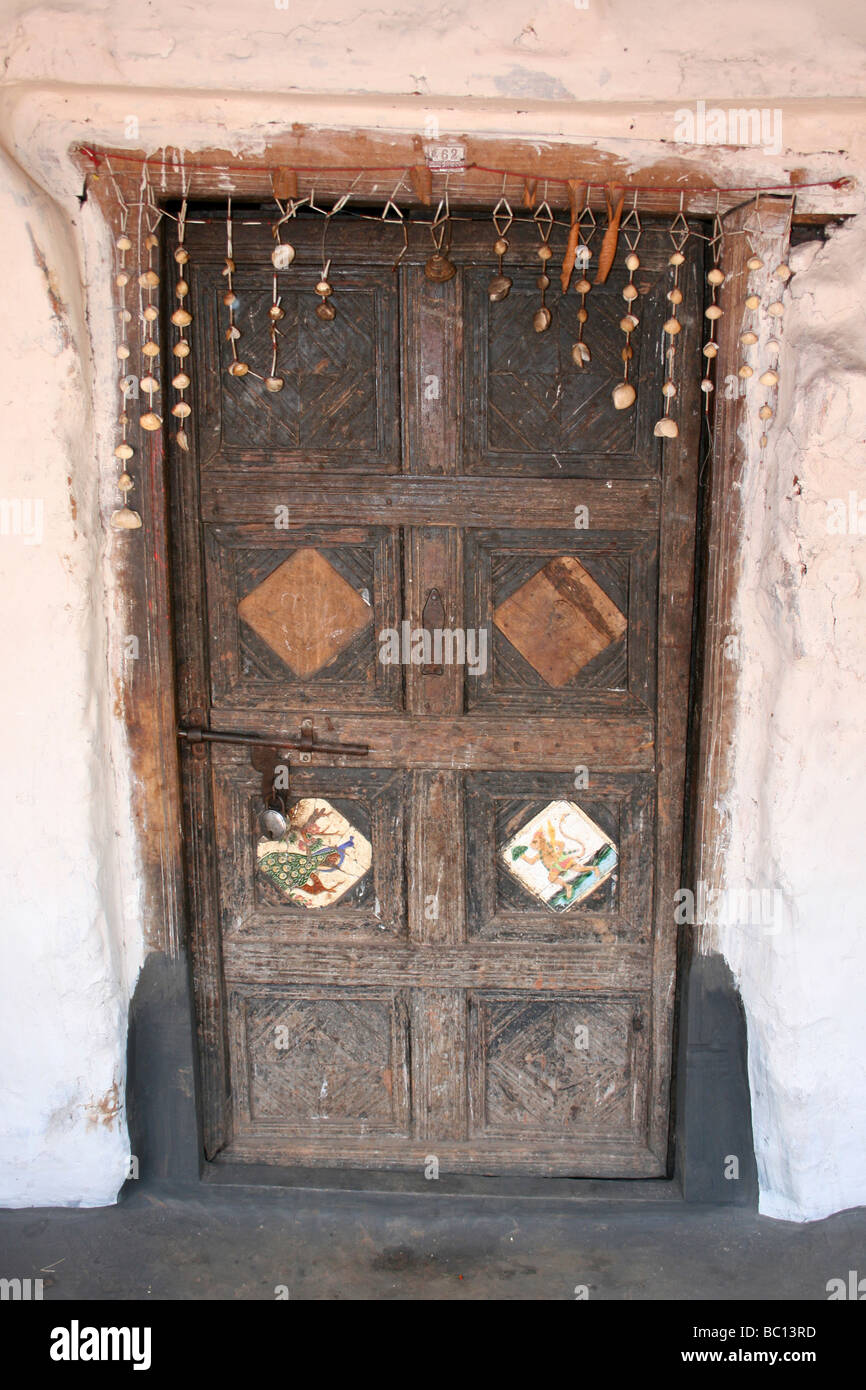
88,140,789,1201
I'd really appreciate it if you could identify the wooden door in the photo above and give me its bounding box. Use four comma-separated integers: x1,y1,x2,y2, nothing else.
169,208,700,1176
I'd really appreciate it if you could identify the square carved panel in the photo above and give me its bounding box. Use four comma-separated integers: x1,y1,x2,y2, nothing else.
238,547,373,679
229,987,411,1135
493,555,627,688
470,992,648,1139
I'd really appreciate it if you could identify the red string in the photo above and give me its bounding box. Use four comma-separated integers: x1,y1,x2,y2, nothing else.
78,146,850,196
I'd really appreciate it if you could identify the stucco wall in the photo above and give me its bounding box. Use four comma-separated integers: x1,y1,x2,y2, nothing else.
0,0,864,1219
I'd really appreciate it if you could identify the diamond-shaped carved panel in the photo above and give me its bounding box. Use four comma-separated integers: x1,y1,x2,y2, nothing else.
493,555,626,688
257,797,372,909
237,547,372,678
500,798,618,912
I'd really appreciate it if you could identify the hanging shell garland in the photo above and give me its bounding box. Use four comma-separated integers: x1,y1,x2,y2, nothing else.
488,196,513,303
613,199,641,410
171,201,193,451
110,202,142,531
654,206,690,440
570,194,596,369
532,200,554,333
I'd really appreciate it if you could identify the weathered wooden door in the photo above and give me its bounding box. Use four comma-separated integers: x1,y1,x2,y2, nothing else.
169,208,700,1176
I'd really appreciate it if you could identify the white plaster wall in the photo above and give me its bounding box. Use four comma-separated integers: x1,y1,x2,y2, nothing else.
0,0,864,1219
711,215,866,1220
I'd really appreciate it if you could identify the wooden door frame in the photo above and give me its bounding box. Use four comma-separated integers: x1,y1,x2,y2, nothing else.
86,135,789,1197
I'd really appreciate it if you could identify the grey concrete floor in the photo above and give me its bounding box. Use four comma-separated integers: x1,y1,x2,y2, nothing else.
1,1183,865,1300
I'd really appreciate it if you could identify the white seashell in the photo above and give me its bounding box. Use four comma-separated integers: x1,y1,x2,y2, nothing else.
533,307,552,333
667,287,683,305
740,331,758,346
114,443,134,460
272,244,295,270
745,294,760,310
668,252,685,266
759,370,779,386
707,268,725,286
747,255,764,271
703,341,719,358
612,382,636,409
143,305,158,322
117,472,134,493
705,304,723,320
265,377,285,392
738,365,753,378
571,341,591,367
171,401,191,418
767,301,784,317
700,378,714,393
625,253,640,271
759,404,773,420
662,380,677,398
654,416,679,438
774,263,792,281
172,372,190,390
139,269,159,289
176,429,190,452
228,360,249,377
140,411,162,431
173,340,191,358
171,308,192,327
110,506,142,530
622,283,638,301
663,317,681,335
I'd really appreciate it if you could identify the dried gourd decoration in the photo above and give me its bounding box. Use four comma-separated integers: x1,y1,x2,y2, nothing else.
612,195,641,410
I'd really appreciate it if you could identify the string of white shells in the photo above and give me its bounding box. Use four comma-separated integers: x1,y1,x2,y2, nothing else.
223,201,248,379
654,210,690,440
110,209,142,531
532,200,554,333
612,202,641,411
700,212,725,409
571,199,596,370
171,201,193,450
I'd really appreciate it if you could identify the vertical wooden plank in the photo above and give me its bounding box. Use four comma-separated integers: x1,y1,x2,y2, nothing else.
404,525,464,715
689,197,792,939
647,230,704,1163
402,262,462,475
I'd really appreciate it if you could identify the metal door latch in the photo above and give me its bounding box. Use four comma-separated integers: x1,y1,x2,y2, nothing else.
177,718,369,760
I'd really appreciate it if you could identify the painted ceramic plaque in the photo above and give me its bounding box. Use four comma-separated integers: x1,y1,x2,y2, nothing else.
501,798,617,912
257,797,372,908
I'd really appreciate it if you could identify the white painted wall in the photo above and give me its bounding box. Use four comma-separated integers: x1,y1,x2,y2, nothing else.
0,0,864,1219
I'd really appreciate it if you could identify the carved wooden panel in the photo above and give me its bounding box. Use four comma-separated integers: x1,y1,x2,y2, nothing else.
191,262,400,472
463,236,673,476
464,528,656,714
465,770,654,945
204,523,403,712
469,992,649,1139
228,986,411,1136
